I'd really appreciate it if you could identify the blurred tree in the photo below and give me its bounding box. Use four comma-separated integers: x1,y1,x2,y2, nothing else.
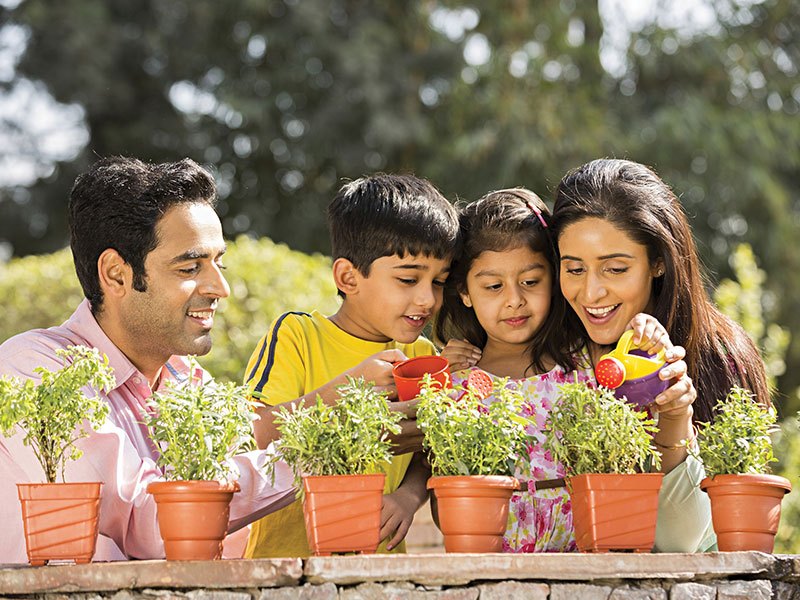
2,0,799,405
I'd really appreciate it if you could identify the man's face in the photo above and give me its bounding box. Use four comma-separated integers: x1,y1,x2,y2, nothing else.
120,202,230,364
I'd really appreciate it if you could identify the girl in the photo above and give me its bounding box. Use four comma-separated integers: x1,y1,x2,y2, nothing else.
551,158,770,552
437,188,691,552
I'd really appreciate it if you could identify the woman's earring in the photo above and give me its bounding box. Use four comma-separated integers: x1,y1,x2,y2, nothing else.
657,268,664,276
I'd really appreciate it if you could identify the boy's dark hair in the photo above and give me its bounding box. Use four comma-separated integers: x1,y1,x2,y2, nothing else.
435,188,573,374
69,156,217,314
327,174,459,285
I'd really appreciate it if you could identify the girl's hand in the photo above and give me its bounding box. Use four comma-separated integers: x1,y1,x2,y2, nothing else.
625,313,673,355
441,338,482,372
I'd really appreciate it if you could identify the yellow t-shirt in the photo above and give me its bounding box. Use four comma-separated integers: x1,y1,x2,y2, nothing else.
243,309,436,558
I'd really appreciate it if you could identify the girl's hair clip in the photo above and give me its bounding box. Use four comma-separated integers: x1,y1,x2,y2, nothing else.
525,199,548,228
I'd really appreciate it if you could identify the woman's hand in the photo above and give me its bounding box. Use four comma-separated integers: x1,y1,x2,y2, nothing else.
651,346,696,418
440,338,482,372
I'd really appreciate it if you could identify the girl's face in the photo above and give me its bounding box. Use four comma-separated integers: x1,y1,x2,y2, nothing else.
460,244,552,352
559,217,662,347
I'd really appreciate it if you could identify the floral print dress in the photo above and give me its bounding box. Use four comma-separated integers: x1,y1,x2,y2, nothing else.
451,364,595,553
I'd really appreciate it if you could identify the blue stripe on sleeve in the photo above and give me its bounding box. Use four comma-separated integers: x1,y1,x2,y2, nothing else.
249,311,310,395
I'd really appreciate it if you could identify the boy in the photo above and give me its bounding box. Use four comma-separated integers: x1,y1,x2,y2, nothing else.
243,174,460,558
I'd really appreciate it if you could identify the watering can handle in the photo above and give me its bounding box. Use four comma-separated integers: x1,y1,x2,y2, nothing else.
617,330,666,363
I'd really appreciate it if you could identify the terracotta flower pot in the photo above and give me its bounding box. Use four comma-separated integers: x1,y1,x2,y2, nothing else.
302,473,385,556
568,473,664,552
701,473,791,552
427,475,519,553
17,482,102,566
392,355,451,401
147,480,240,560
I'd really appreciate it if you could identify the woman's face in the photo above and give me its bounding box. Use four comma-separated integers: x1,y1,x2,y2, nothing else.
558,217,662,347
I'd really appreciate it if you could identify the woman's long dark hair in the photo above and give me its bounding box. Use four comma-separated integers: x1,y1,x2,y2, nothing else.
435,188,573,374
550,159,770,422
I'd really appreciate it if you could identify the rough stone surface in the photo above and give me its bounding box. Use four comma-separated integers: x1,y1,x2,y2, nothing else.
551,583,613,600
338,582,478,600
609,588,667,599
476,581,549,600
774,581,800,600
716,579,773,600
258,583,337,600
669,582,716,600
187,591,252,600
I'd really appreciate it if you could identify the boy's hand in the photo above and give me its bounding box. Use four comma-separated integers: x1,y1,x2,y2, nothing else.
348,349,407,399
380,485,420,551
441,338,481,372
385,411,424,454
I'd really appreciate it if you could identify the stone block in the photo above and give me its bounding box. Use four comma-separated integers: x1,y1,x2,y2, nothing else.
338,582,478,599
187,591,252,600
669,582,716,600
774,581,800,600
551,583,613,600
477,581,548,599
716,580,772,600
609,587,667,599
258,583,337,600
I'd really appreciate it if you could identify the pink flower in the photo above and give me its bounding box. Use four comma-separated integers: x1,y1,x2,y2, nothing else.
520,542,537,553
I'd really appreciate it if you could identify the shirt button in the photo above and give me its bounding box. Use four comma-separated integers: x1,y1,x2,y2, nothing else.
133,377,142,385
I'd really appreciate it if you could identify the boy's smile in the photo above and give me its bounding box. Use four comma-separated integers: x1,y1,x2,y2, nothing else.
332,253,451,343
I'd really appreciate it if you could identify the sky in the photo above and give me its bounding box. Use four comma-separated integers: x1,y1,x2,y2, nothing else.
0,0,733,192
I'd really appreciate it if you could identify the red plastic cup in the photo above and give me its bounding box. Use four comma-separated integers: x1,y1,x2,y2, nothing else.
392,355,451,401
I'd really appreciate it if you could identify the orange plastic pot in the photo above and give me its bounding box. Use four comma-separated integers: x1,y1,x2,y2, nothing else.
17,482,102,566
392,355,451,401
147,480,239,560
427,475,519,553
302,473,385,556
701,473,791,552
568,473,664,552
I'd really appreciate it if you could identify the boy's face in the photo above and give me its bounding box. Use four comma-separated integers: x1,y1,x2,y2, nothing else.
346,253,451,343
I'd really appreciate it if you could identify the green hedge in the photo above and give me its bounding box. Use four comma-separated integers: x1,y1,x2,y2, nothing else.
0,235,339,383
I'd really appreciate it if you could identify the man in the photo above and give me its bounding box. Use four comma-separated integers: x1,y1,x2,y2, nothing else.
0,157,295,563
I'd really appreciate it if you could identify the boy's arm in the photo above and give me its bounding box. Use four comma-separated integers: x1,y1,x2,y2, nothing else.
251,348,409,449
379,452,431,550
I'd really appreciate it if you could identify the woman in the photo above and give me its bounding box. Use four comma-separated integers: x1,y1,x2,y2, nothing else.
551,158,770,552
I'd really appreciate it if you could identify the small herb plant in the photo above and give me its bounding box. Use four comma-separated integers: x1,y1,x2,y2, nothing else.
544,380,661,476
143,370,259,482
269,377,403,490
415,374,531,477
0,345,115,483
688,386,777,477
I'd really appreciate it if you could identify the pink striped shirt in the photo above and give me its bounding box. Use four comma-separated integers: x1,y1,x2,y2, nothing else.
0,299,296,563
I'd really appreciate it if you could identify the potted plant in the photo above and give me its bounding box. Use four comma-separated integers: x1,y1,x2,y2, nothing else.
143,371,258,560
543,380,664,552
268,376,403,556
0,345,115,566
689,386,791,552
415,374,529,553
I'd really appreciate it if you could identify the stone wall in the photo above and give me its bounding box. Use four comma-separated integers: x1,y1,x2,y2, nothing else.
2,553,800,599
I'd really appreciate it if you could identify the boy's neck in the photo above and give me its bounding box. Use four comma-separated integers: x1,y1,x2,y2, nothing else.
328,305,392,343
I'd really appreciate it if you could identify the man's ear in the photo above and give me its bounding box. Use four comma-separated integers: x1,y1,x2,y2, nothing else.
97,249,132,300
332,257,360,296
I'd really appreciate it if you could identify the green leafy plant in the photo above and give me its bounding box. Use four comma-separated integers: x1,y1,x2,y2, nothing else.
143,369,259,481
687,386,777,477
543,380,661,476
415,375,531,477
0,345,115,483
268,377,403,491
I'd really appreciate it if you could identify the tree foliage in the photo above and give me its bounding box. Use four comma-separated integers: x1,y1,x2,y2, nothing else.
2,0,799,397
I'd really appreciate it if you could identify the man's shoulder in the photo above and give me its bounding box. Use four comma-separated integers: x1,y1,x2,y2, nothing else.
0,326,82,379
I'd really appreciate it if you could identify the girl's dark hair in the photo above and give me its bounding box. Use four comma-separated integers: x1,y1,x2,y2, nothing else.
435,188,572,374
69,156,217,313
550,158,770,421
